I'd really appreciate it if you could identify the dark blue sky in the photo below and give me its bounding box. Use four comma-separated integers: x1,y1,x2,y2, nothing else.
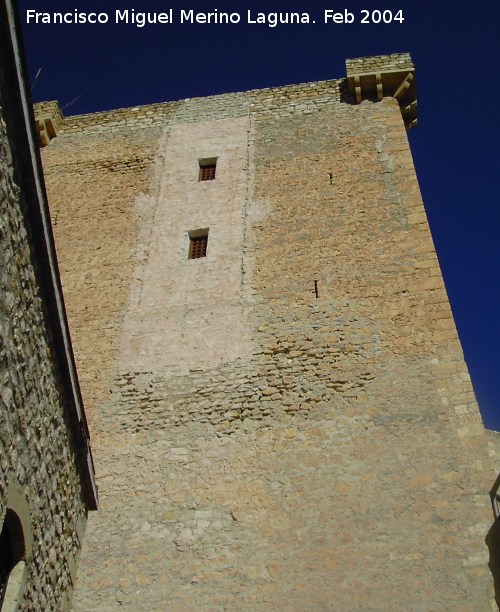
17,0,500,428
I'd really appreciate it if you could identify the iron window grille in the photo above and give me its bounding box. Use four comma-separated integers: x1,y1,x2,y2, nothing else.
198,158,217,181
188,231,209,259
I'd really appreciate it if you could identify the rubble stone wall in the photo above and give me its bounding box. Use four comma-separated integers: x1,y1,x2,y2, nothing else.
0,110,87,611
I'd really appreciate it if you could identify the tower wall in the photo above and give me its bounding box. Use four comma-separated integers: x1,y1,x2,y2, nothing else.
38,61,495,609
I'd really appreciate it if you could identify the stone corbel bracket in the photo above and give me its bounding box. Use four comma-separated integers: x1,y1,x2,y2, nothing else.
346,53,417,129
33,101,64,146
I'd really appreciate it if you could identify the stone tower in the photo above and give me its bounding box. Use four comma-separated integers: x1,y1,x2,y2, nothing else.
36,53,495,609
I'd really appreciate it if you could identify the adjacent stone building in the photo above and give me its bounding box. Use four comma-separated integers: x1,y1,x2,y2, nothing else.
35,53,496,609
1,1,97,609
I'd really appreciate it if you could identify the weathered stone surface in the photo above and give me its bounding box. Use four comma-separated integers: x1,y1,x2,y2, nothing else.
0,110,87,610
346,52,414,76
36,55,495,609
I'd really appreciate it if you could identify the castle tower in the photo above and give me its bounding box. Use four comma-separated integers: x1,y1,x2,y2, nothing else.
36,54,495,609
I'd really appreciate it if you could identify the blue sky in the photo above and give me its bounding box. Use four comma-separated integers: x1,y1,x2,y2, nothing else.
18,0,500,428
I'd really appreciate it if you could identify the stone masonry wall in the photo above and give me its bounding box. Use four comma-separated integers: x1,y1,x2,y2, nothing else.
37,72,495,609
0,110,87,610
346,52,414,76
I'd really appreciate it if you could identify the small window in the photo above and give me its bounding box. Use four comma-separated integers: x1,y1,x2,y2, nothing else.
198,158,217,182
188,229,209,259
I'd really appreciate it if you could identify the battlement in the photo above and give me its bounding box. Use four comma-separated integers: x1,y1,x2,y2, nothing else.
33,52,417,146
34,100,63,146
346,52,417,128
346,51,414,75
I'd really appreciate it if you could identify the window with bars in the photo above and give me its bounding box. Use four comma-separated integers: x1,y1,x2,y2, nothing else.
188,230,209,259
198,158,217,181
